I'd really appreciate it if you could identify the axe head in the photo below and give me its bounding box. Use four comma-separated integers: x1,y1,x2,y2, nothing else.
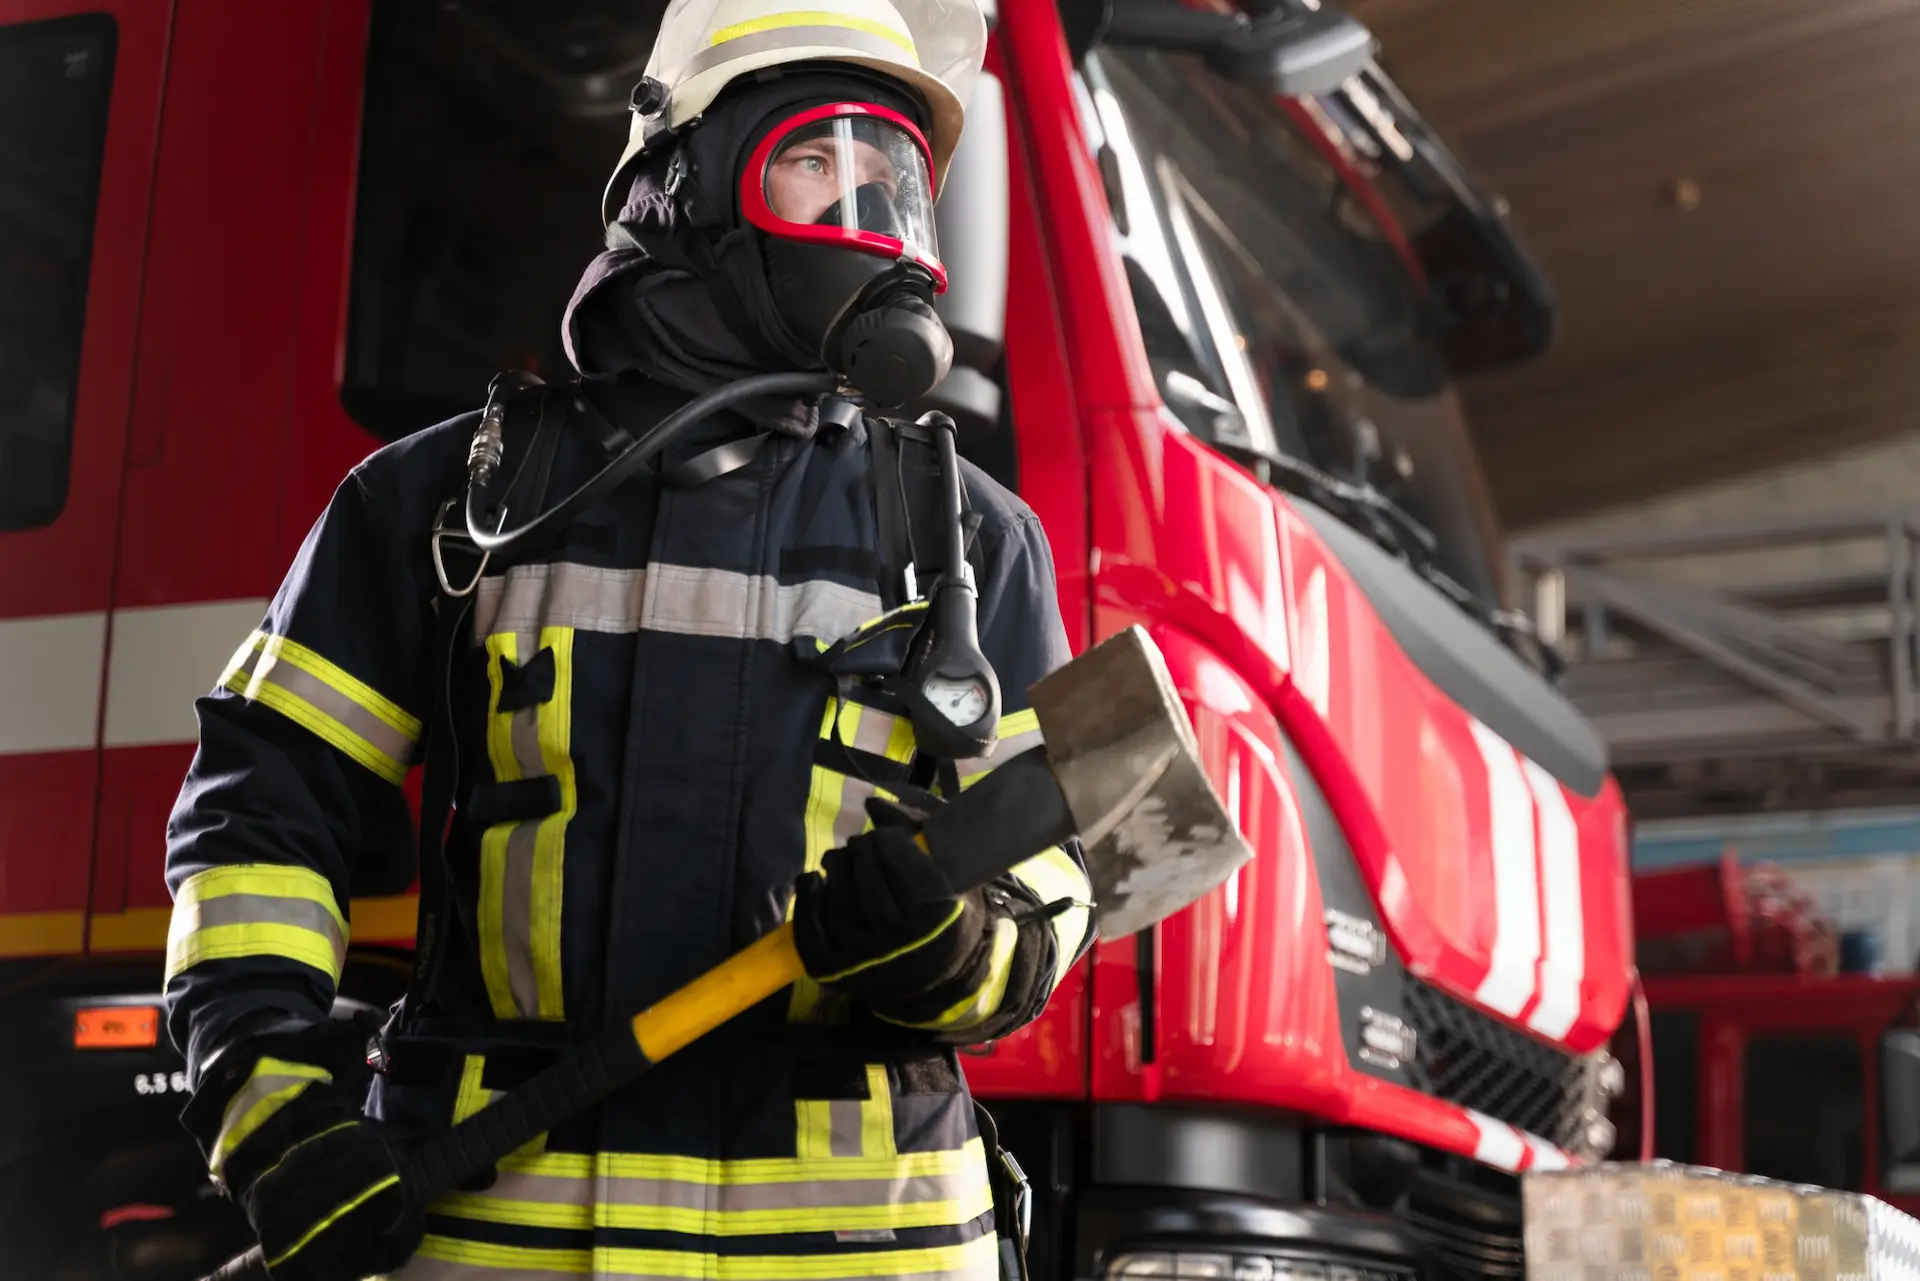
1030,626,1254,938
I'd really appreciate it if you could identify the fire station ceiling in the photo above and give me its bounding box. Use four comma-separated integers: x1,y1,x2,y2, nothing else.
1347,0,1920,532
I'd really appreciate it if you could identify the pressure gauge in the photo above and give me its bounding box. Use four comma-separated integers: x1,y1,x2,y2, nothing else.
923,674,991,728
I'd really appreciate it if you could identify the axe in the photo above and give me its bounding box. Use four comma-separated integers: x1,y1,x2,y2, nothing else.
204,625,1252,1280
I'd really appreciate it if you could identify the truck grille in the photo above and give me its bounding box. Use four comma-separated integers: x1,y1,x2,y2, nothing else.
1401,979,1591,1151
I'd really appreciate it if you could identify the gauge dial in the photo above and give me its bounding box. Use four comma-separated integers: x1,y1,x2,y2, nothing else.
923,675,989,727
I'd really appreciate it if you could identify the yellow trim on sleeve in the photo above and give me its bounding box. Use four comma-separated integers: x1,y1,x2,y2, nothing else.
251,632,420,740
175,864,347,933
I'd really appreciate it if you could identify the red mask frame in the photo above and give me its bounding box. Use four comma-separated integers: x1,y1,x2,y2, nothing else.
739,101,949,294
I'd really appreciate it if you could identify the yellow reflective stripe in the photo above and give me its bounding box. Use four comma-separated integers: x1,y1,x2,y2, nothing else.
1011,844,1094,987
596,1237,997,1279
885,709,918,761
956,707,1043,790
414,1235,592,1274
165,925,342,983
860,1063,895,1159
600,1195,989,1236
795,1098,836,1161
996,707,1042,740
266,1174,400,1269
222,630,419,784
209,1057,332,1177
478,633,520,1019
453,1053,493,1124
174,864,347,933
475,626,574,1022
883,916,1019,1033
531,626,575,1018
166,864,348,985
710,10,916,55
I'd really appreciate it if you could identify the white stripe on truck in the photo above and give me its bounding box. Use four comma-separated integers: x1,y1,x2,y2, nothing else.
0,599,265,755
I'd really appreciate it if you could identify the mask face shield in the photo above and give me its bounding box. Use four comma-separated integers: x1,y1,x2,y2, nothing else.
742,103,946,293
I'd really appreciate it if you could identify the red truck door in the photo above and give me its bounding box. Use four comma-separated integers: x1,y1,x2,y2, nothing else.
0,1,168,961
87,0,352,954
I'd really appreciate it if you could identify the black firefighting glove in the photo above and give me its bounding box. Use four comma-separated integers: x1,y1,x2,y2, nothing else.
792,820,997,1024
182,1020,422,1281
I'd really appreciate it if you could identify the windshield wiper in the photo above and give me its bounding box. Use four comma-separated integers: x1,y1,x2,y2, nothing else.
1246,446,1568,681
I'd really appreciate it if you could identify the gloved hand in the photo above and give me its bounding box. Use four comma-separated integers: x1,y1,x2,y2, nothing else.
184,1031,421,1281
791,820,991,1022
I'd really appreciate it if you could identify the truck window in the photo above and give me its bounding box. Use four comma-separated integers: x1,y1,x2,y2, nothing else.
1744,1034,1864,1189
0,15,116,530
339,3,621,441
1078,47,1503,612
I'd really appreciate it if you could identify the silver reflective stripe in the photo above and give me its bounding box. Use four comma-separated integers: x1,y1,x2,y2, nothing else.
683,26,915,80
848,704,906,758
177,893,346,969
473,562,880,646
474,563,648,638
832,774,880,849
230,643,417,766
501,822,541,1018
432,1156,989,1213
644,565,880,645
827,1098,865,1160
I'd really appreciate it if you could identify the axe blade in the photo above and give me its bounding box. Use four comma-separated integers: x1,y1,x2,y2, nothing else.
1030,626,1254,938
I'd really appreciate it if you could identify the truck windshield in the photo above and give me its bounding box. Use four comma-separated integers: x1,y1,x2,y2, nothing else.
1081,47,1506,613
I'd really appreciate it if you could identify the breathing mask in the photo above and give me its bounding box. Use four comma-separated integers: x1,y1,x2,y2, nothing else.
744,101,952,406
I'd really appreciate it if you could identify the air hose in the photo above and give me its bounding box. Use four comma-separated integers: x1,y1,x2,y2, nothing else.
464,370,841,557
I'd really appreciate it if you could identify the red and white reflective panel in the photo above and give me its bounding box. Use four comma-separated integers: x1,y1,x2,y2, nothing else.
1466,718,1588,1042
1467,1111,1573,1172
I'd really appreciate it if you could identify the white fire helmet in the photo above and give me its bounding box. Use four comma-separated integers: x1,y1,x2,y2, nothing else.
605,0,988,225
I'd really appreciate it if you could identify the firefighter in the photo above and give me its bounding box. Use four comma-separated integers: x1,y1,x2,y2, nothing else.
160,1,1093,1278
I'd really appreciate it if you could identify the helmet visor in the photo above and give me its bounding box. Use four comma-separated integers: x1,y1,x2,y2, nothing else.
744,103,945,290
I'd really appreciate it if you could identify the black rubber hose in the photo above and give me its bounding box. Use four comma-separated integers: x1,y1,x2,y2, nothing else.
466,371,840,556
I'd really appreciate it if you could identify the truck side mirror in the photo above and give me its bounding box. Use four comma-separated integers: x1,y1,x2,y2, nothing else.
1101,0,1377,100
1882,1029,1920,1192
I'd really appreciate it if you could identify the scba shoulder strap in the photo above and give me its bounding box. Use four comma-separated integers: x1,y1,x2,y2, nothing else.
867,412,983,611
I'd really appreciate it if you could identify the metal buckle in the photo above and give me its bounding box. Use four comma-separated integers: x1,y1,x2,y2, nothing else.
431,497,490,598
999,1148,1032,1241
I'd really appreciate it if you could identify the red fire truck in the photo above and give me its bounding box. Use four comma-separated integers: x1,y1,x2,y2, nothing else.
0,1,1635,1277
1620,852,1920,1215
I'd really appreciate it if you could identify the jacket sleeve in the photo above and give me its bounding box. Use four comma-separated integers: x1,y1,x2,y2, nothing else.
894,508,1094,1044
164,463,433,1085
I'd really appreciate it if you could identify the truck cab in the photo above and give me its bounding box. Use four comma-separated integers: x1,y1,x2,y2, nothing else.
0,2,1633,1277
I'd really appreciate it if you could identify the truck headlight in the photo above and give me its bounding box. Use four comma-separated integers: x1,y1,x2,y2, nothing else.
1106,1253,1404,1281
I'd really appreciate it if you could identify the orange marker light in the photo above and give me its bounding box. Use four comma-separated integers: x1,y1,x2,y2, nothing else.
74,1005,160,1049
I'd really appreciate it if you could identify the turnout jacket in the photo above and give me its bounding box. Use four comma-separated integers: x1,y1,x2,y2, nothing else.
162,374,1093,1281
